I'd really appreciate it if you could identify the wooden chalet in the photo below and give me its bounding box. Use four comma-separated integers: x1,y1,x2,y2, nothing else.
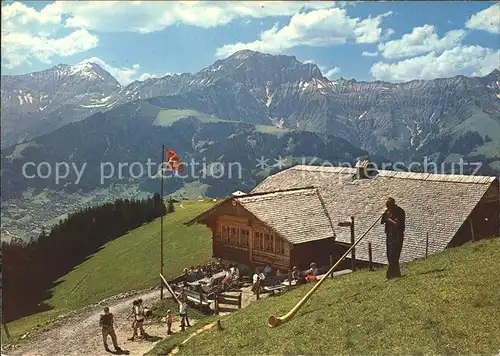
186,163,499,271
186,188,337,270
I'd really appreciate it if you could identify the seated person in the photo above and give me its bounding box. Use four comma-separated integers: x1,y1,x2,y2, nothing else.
264,264,272,278
182,268,189,281
194,265,200,279
229,264,240,284
252,269,265,294
221,268,233,290
309,262,318,276
206,262,214,276
188,266,198,282
291,266,305,284
305,262,318,282
215,258,223,271
273,269,284,284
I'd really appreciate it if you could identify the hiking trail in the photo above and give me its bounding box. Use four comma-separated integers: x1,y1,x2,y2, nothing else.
5,289,190,356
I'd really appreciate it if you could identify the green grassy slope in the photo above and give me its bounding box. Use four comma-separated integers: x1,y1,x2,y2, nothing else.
254,124,290,136
153,109,232,126
176,238,500,355
4,200,214,340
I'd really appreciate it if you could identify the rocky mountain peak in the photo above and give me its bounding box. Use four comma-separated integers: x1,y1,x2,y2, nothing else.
213,50,324,84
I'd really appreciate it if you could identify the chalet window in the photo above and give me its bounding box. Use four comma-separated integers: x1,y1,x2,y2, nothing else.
264,233,273,252
230,227,238,245
221,226,230,243
240,229,249,247
254,232,265,250
276,238,285,254
275,237,282,253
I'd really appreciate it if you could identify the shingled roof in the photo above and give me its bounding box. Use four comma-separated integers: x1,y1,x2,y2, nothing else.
252,165,497,264
235,188,335,245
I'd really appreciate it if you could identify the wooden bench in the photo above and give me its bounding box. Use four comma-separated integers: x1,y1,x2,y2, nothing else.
173,287,212,309
281,280,298,287
215,293,242,311
263,284,288,295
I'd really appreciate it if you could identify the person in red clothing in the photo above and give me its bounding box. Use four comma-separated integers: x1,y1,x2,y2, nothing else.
305,262,318,281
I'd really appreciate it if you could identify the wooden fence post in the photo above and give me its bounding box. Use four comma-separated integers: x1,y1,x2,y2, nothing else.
215,292,219,315
329,254,334,279
256,283,260,300
288,269,292,291
425,232,429,258
368,242,373,271
350,216,356,271
470,219,475,242
238,292,242,309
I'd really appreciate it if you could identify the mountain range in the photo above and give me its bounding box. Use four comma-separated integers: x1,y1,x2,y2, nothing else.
3,50,499,161
1,50,499,240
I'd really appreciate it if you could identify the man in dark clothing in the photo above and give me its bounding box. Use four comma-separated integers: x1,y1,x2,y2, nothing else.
99,307,122,353
381,197,406,279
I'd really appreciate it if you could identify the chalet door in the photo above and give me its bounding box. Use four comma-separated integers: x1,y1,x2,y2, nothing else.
472,202,499,238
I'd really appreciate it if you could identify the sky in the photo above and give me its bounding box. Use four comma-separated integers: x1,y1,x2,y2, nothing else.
1,1,499,85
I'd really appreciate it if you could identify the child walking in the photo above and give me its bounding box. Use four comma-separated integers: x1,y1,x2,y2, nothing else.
166,309,173,335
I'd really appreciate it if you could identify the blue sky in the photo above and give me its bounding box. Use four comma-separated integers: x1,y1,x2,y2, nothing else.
1,1,499,85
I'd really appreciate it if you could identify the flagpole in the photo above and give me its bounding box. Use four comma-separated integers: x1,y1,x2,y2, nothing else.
160,144,165,300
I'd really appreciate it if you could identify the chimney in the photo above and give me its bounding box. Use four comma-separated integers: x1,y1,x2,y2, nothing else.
355,158,378,179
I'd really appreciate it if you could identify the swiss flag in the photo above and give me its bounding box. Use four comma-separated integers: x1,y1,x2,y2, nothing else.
165,149,184,172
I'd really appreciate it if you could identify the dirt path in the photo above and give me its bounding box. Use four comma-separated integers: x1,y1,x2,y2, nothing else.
6,290,184,356
5,284,262,356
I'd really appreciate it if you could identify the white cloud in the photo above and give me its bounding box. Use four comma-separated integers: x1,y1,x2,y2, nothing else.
362,51,378,57
465,3,500,34
138,72,172,82
324,66,341,79
2,29,98,68
370,45,500,82
378,25,466,59
382,28,395,41
1,2,98,68
215,8,392,58
53,1,336,33
0,1,337,69
1,1,63,36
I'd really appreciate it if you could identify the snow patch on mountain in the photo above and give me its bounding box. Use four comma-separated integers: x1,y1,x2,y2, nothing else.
69,62,104,81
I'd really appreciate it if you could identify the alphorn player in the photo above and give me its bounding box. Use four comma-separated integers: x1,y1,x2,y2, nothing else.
381,197,406,279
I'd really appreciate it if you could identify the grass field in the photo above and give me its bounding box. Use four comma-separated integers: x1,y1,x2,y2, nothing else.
153,109,291,136
146,298,215,355
4,200,215,340
5,142,41,162
254,124,290,135
171,238,500,355
153,109,231,126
